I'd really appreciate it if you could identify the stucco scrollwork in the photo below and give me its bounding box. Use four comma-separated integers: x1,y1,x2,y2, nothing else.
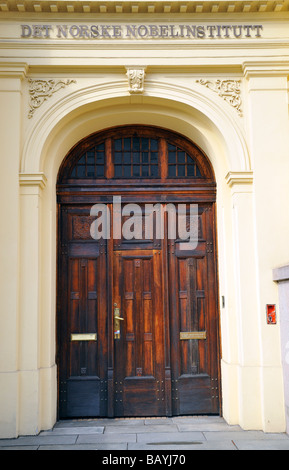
126,67,146,94
196,79,242,115
28,78,76,118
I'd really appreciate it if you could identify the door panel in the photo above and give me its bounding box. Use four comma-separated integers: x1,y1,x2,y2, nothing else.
58,207,108,418
169,204,219,415
113,250,166,416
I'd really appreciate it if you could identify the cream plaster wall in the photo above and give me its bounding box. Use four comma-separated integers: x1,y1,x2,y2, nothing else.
0,70,23,438
0,8,289,437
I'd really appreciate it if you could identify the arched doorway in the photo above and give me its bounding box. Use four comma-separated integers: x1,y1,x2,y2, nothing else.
56,125,220,419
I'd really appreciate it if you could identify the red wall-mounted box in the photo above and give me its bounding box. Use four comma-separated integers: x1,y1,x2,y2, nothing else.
266,304,276,324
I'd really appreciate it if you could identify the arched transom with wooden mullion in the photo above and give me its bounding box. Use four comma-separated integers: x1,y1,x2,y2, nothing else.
58,126,214,184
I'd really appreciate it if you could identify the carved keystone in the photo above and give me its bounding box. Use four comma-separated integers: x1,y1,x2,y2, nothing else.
126,67,146,94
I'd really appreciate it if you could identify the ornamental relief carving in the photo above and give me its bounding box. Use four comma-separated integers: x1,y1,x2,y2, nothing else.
196,79,242,115
126,67,146,94
26,75,241,117
28,78,76,118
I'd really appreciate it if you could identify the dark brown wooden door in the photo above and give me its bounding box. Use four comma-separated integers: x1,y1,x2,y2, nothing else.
58,206,108,418
169,203,220,414
57,125,220,419
113,249,166,416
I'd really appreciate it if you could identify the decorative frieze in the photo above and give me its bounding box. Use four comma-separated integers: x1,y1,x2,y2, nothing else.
196,79,242,115
0,1,286,14
126,67,146,94
28,78,76,118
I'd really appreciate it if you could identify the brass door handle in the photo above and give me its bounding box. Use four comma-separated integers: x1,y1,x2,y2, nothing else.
114,304,124,339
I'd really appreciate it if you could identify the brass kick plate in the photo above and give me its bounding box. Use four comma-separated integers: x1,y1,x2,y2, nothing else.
180,331,206,340
71,333,97,341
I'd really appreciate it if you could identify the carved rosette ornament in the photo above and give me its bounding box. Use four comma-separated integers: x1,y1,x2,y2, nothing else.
28,78,76,118
196,79,242,115
126,67,146,94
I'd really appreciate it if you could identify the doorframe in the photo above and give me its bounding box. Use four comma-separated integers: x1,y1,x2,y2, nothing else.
56,125,222,419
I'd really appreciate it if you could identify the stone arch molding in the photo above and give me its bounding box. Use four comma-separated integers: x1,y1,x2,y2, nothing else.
21,77,251,177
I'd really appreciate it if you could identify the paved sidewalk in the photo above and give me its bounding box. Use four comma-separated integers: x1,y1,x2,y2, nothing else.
0,416,289,450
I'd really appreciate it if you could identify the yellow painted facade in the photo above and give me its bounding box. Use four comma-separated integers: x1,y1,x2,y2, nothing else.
0,0,289,438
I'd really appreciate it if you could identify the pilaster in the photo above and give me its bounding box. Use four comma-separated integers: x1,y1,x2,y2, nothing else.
0,62,27,438
244,61,289,431
223,171,263,429
18,173,50,435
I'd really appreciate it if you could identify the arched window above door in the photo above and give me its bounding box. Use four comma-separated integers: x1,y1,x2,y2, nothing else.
58,126,214,184
167,143,202,178
113,136,159,178
70,142,105,178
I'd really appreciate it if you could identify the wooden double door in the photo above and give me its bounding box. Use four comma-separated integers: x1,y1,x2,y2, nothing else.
57,125,220,419
57,200,220,419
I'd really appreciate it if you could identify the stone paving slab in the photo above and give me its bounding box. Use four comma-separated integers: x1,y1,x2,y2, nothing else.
76,433,137,444
38,443,128,450
40,426,104,435
203,431,289,441
100,419,145,426
136,431,206,443
0,446,39,450
144,418,174,425
177,423,243,432
0,435,77,447
233,439,289,450
128,441,237,450
104,424,179,434
0,416,288,450
54,418,145,427
172,416,226,424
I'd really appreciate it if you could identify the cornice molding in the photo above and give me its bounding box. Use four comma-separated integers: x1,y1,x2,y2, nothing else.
225,171,254,187
273,264,289,283
243,61,289,78
19,172,47,189
0,0,287,14
0,62,28,79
